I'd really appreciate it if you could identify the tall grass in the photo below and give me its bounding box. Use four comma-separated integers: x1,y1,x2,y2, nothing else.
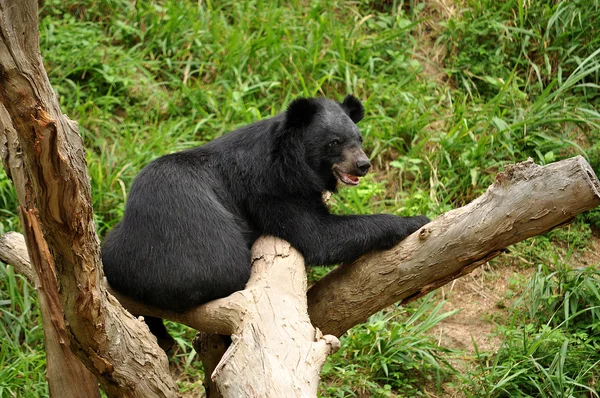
461,248,600,397
320,294,458,397
0,267,47,397
0,0,599,396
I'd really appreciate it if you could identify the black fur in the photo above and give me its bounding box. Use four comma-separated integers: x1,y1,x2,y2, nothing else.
102,95,429,312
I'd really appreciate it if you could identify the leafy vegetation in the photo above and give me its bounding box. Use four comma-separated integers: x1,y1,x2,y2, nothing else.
321,294,458,396
461,250,600,397
1,0,599,396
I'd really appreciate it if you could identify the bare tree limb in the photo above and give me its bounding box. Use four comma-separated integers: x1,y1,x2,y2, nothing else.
307,156,600,336
107,283,250,336
0,231,36,284
7,152,600,394
192,333,228,398
211,237,340,397
1,3,340,394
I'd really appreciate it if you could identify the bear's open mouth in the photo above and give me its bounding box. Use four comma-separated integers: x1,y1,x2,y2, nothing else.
334,169,360,186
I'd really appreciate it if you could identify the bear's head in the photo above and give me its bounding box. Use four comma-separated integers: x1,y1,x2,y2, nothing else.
284,95,370,192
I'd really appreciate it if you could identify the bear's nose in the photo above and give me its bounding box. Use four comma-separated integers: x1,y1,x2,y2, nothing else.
356,159,371,175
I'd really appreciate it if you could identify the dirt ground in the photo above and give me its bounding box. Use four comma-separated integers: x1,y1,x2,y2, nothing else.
426,237,600,398
433,237,600,356
432,263,518,354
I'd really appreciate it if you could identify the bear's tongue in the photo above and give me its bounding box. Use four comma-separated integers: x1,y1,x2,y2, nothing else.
341,173,360,186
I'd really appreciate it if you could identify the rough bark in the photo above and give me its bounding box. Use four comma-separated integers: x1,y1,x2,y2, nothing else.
1,2,339,395
308,156,600,336
0,1,179,396
0,228,100,398
210,238,340,397
107,282,250,336
1,104,100,398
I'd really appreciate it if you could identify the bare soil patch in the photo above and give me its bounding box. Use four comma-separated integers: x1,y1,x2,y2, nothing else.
433,237,600,355
432,260,526,355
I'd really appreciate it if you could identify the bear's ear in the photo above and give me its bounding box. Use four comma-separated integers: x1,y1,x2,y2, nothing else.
341,94,364,124
285,98,318,129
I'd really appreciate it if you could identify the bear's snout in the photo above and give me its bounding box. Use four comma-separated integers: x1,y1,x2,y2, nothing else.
344,147,370,176
356,158,371,175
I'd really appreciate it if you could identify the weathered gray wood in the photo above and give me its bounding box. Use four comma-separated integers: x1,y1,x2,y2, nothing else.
0,231,36,284
307,156,600,336
211,238,340,397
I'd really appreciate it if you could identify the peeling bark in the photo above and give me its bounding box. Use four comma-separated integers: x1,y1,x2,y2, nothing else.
0,227,100,398
1,104,100,398
1,2,339,395
3,152,600,395
0,1,179,396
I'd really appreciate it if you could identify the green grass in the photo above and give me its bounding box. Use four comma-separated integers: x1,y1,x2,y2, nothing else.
320,294,459,397
0,267,47,397
460,248,600,397
1,0,600,396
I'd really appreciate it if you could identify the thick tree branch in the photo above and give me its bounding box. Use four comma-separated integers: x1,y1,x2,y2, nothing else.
3,153,599,395
307,156,600,336
0,231,36,284
107,284,250,336
4,156,599,343
192,333,228,398
211,237,340,397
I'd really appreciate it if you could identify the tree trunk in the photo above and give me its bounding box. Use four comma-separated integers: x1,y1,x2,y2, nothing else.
0,1,179,396
1,99,100,398
192,333,228,398
210,238,340,397
0,226,100,398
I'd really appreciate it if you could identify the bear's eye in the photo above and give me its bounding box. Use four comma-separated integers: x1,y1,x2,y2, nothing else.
329,139,341,147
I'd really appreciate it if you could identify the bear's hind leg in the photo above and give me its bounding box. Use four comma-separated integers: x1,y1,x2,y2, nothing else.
143,316,175,352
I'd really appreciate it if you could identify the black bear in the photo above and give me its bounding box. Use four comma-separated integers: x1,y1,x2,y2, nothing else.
102,95,429,345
